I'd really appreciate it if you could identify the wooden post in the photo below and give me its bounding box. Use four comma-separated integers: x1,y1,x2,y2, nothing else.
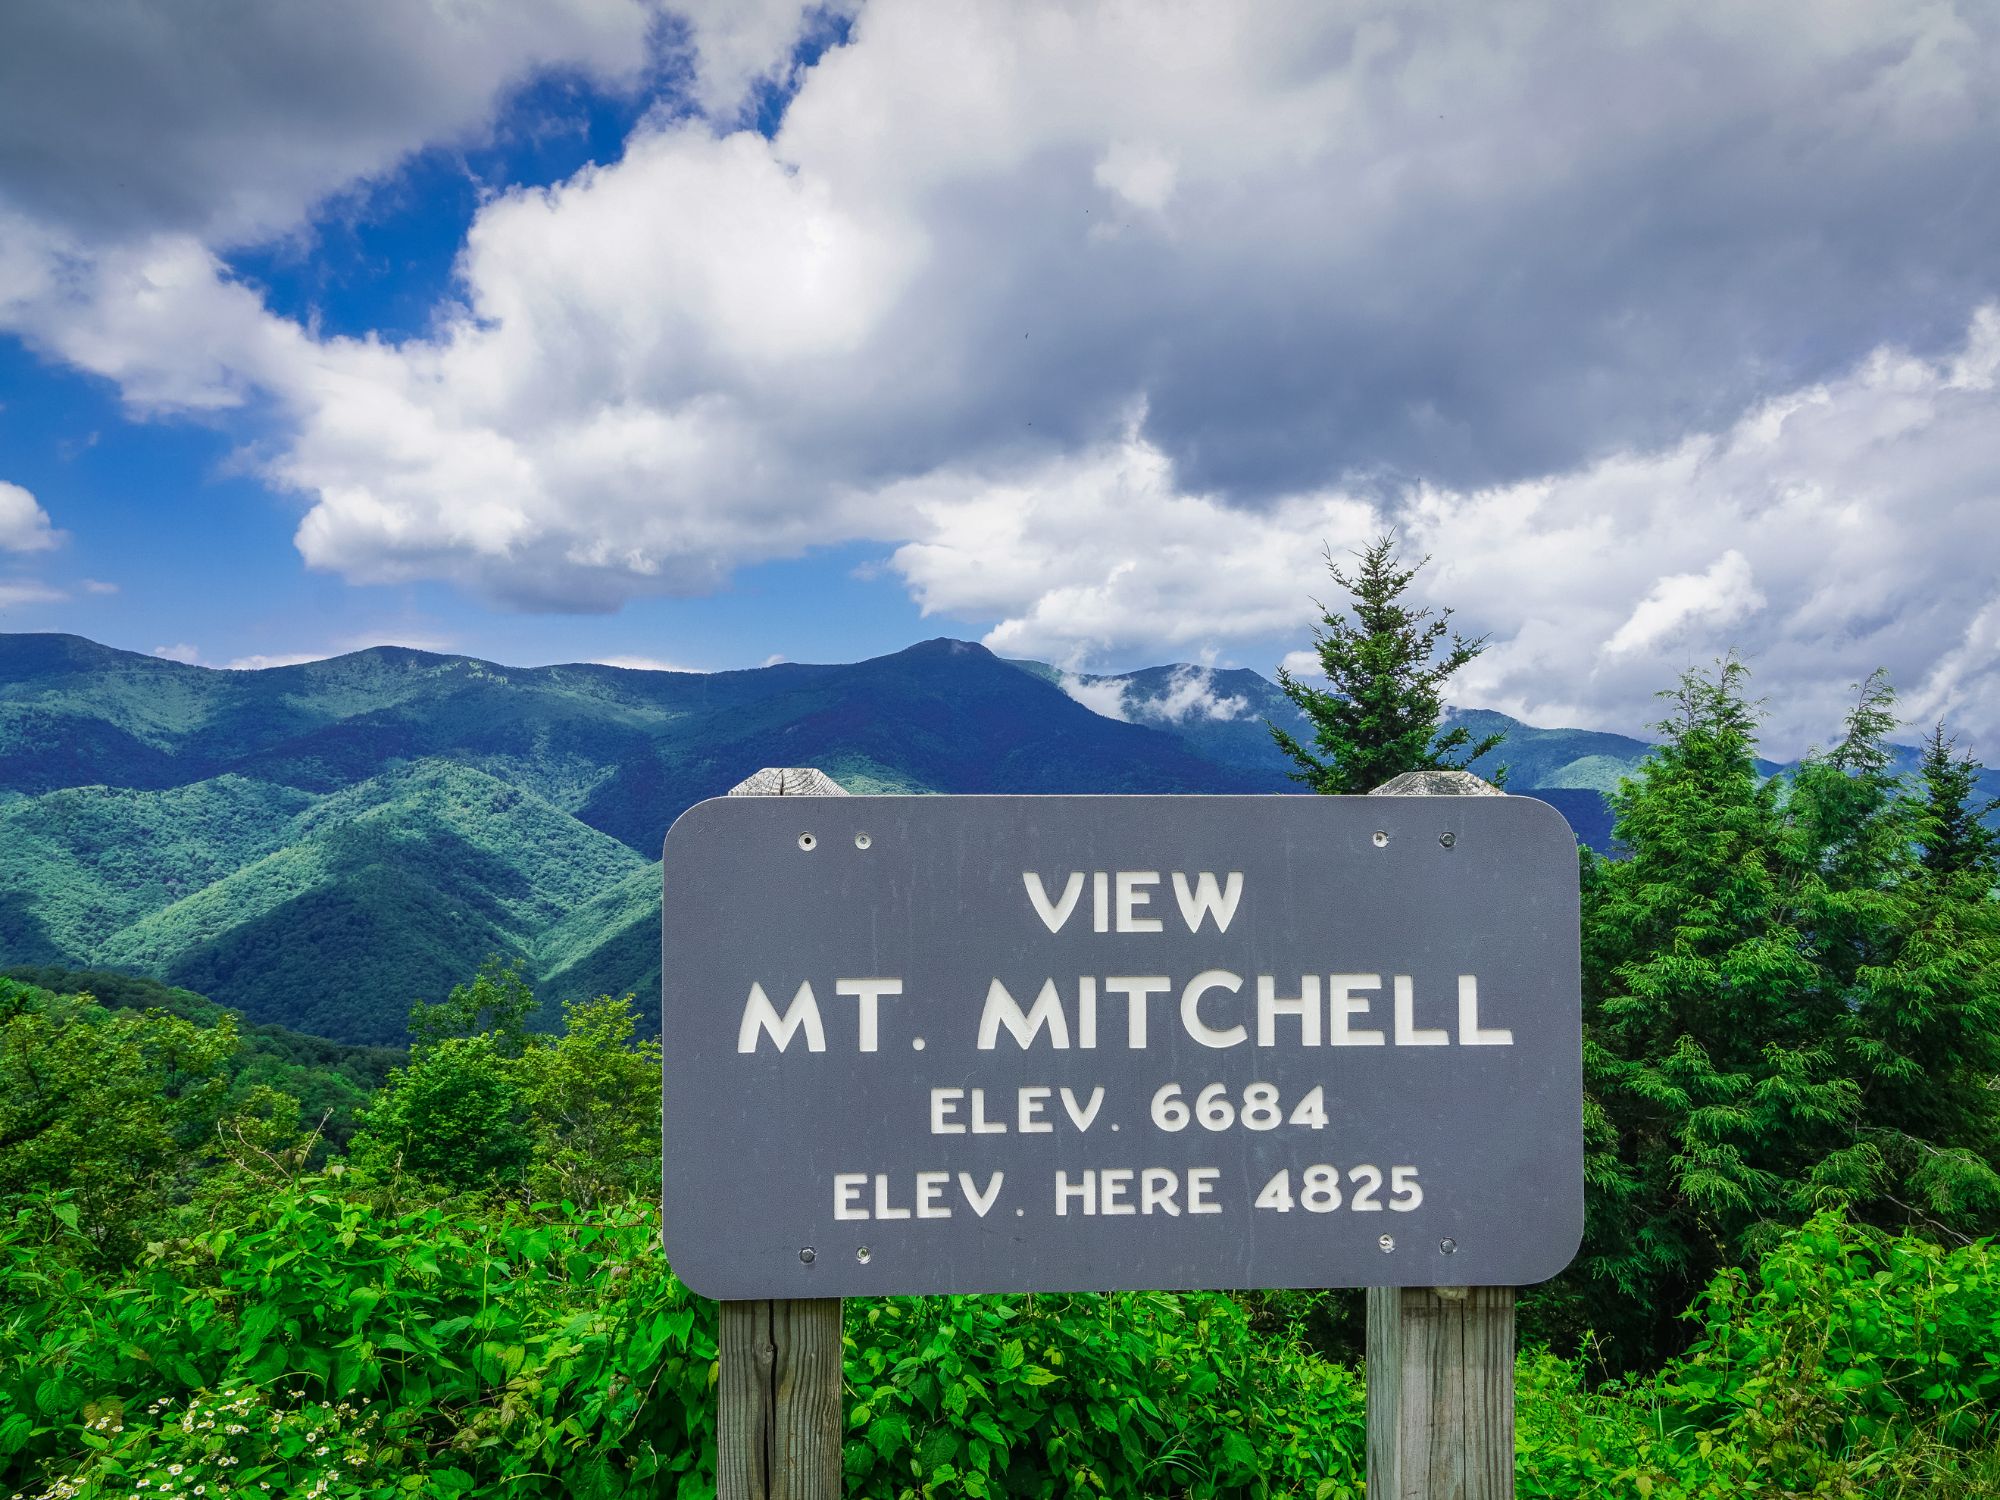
715,767,848,1500
1365,769,1516,1500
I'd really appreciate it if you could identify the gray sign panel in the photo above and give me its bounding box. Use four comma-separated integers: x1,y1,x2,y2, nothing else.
661,794,1581,1300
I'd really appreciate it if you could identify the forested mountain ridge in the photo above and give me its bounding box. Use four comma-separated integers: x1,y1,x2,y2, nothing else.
0,633,1287,1040
3,631,1987,1044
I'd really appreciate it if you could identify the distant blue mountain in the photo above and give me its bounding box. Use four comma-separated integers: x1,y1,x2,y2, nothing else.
2,631,1987,1042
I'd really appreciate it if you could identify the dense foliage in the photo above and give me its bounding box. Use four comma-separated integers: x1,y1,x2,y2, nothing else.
0,966,399,1147
1566,661,2000,1365
0,645,1996,1496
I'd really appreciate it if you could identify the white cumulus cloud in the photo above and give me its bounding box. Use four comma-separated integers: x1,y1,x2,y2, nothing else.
0,482,61,552
3,1,1999,754
1603,551,1767,657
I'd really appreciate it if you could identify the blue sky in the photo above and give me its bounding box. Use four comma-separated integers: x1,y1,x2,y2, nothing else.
2,2,1998,750
0,5,940,674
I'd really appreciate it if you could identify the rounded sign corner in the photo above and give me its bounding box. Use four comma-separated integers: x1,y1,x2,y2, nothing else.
1515,1205,1587,1289
1503,792,1592,860
658,1226,730,1300
661,794,732,863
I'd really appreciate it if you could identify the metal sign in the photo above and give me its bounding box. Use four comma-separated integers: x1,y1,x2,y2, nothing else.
661,794,1582,1299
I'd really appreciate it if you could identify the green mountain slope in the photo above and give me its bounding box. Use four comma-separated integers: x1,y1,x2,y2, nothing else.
0,635,1287,1041
0,776,316,959
90,762,645,1043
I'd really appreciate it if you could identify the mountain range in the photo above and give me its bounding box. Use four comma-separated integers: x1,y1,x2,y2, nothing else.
2,631,1983,1045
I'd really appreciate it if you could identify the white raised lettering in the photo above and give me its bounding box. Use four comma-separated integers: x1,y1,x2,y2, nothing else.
1330,974,1385,1047
1060,1085,1105,1131
1458,974,1514,1045
930,1087,965,1134
836,977,901,1052
1172,871,1244,933
1106,975,1171,1048
1395,975,1449,1046
977,978,1072,1050
970,1087,1006,1134
736,981,826,1054
1023,871,1085,933
959,1171,1004,1217
834,1173,868,1220
1100,1168,1136,1214
1116,871,1163,932
1181,970,1247,1048
873,1174,911,1220
1257,974,1323,1047
1018,1086,1053,1133
1186,1167,1222,1214
1056,1169,1096,1216
916,1171,951,1219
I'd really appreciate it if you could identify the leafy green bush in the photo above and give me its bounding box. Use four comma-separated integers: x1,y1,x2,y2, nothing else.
844,1291,1364,1498
6,1182,2000,1498
350,969,662,1206
1517,1213,2000,1498
0,1183,1364,1500
0,1185,714,1499
0,976,237,1261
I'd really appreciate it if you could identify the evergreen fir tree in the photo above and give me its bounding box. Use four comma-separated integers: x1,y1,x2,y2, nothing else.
1576,658,1857,1363
1835,716,2000,1231
1914,722,2000,879
1269,534,1502,793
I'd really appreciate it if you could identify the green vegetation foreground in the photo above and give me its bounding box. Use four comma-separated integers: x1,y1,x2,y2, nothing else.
1,640,1997,1495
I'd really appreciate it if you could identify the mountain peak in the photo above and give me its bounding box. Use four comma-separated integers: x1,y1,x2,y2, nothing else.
891,637,993,660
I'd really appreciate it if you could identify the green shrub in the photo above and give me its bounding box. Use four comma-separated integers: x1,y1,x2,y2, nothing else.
0,1184,714,1499
844,1291,1364,1498
0,1183,1361,1500
5,1187,1997,1499
1518,1212,2000,1498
